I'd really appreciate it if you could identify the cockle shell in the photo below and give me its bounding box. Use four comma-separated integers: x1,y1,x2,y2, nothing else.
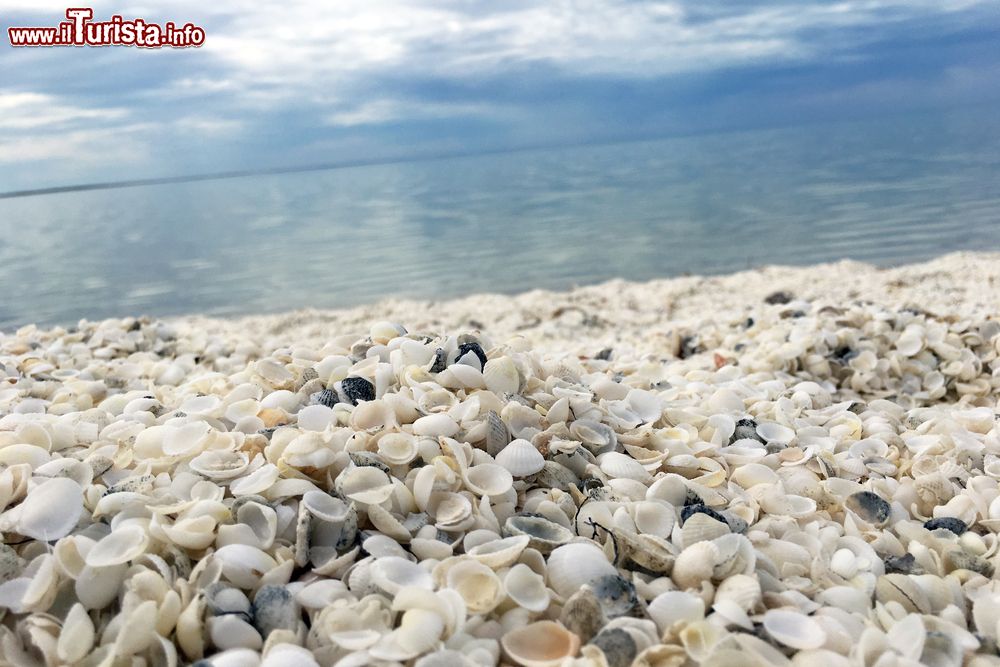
501,620,581,667
10,477,83,541
547,543,617,598
496,440,545,477
762,609,826,650
505,563,550,612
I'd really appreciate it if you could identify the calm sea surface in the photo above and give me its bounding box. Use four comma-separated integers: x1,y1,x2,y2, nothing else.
2,110,999,330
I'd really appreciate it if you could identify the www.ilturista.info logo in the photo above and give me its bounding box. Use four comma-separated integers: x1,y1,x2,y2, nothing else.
8,8,205,48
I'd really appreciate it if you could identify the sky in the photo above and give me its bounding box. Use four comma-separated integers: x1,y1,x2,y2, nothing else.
0,0,998,193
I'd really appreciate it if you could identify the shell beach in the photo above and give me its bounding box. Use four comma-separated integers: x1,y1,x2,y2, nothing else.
1,251,999,667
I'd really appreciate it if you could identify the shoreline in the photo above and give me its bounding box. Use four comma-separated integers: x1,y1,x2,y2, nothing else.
174,250,1000,353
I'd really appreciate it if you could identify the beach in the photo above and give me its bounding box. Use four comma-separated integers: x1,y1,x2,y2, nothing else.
1,251,999,666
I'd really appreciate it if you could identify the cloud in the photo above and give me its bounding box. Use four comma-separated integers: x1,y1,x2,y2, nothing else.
0,0,996,190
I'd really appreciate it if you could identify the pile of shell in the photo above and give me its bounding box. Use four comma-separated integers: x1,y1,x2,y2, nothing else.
0,312,998,667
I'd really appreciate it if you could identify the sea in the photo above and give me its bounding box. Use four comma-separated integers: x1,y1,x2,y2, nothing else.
1,109,998,330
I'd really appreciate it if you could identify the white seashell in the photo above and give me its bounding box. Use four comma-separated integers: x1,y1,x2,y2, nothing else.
85,524,149,567
209,614,263,651
547,543,617,598
337,467,395,505
13,477,82,541
671,541,718,589
446,559,505,614
190,450,250,480
631,500,675,539
377,432,420,465
756,422,795,443
58,603,95,663
505,563,550,612
301,491,353,523
467,535,530,568
598,452,652,482
163,421,212,457
681,513,730,549
625,389,663,423
371,557,433,595
431,493,474,529
758,487,817,518
349,399,397,432
495,440,545,477
762,609,826,650
413,413,460,437
230,464,280,495
297,405,335,431
501,620,580,667
483,357,521,395
464,464,514,497
714,574,762,612
214,545,279,589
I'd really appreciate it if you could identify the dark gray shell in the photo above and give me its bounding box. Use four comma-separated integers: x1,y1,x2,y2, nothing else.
454,342,487,369
252,585,300,638
845,491,891,525
923,517,967,536
340,377,375,405
589,628,638,667
587,574,638,618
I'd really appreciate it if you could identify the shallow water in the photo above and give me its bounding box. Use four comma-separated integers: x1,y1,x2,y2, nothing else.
2,109,999,330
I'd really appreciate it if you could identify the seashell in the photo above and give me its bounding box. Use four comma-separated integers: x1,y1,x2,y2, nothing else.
762,609,826,650
505,563,550,612
485,410,511,457
455,341,488,369
340,377,375,404
875,574,931,613
756,422,795,443
209,614,263,651
297,404,335,431
504,514,574,554
85,524,149,567
599,452,653,482
252,585,299,639
631,500,675,539
681,512,730,549
370,557,433,595
349,399,397,432
501,620,581,667
446,559,504,614
11,477,83,541
496,439,545,477
464,464,514,497
590,628,639,667
924,517,967,535
758,487,816,518
561,587,605,643
570,420,617,455
337,466,395,505
483,357,521,395
845,491,891,525
377,432,420,465
58,602,95,663
467,535,530,568
214,545,279,589
647,591,704,635
672,541,718,589
413,413,460,437
547,543,618,598
715,574,761,612
431,493,474,530
588,574,637,618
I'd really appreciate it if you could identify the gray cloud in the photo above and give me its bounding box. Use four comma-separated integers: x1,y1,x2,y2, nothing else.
0,0,996,191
